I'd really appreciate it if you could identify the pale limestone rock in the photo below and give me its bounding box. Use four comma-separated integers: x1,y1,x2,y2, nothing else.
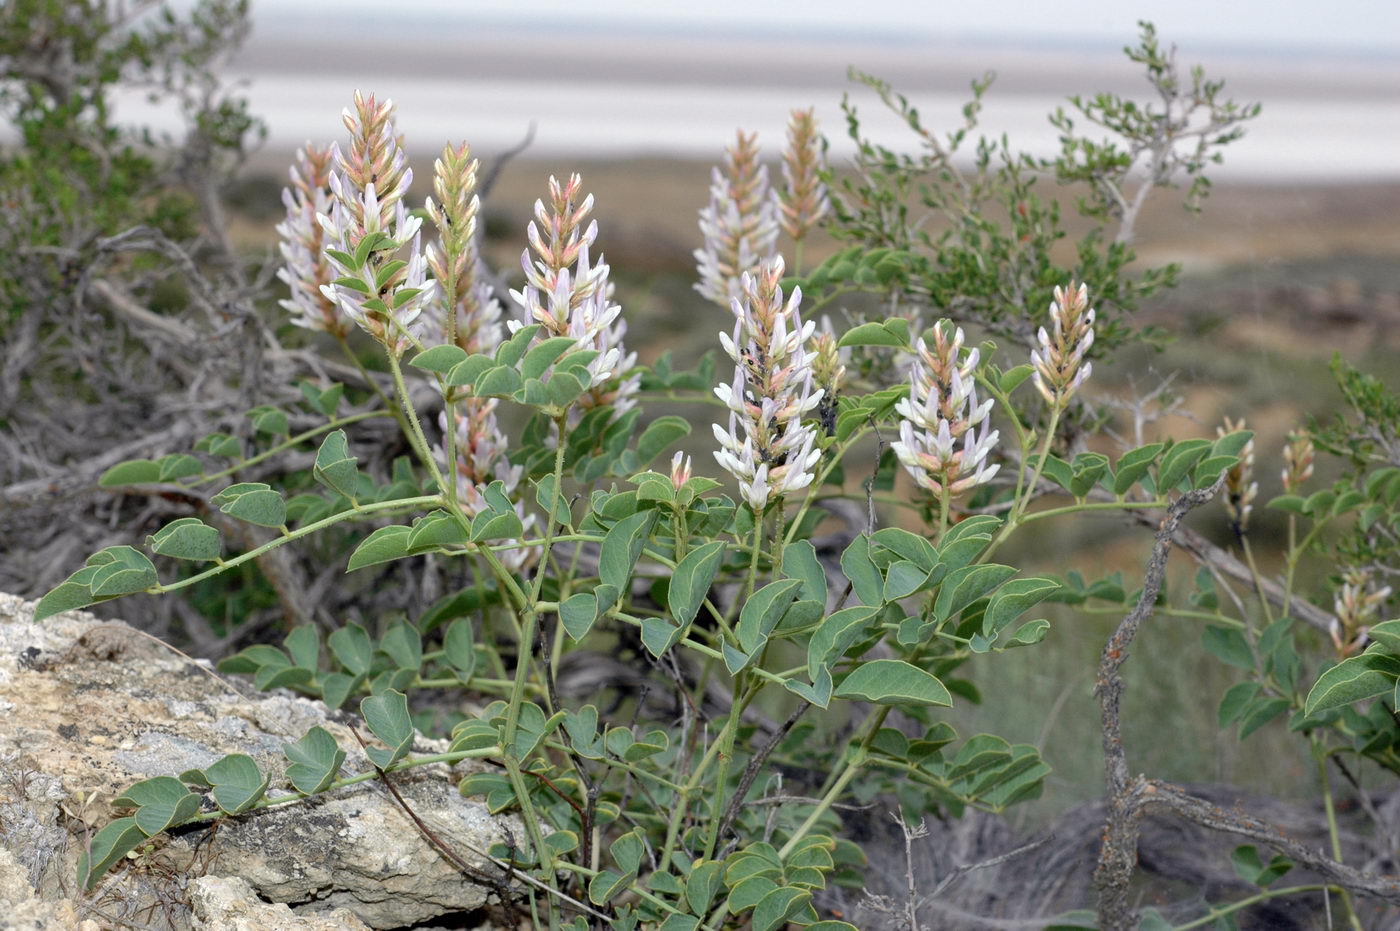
0,594,517,929
189,876,372,930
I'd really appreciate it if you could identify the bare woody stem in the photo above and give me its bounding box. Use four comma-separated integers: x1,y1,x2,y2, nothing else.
1093,477,1400,927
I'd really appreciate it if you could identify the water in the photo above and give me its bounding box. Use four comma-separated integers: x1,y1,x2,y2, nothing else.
106,29,1400,181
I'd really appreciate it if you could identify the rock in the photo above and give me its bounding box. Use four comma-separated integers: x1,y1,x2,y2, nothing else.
189,876,372,930
0,594,517,929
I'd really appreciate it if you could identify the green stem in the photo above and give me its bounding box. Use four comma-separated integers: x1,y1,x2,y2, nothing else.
153,496,442,594
386,350,447,494
188,411,392,489
1171,885,1328,930
1316,742,1364,931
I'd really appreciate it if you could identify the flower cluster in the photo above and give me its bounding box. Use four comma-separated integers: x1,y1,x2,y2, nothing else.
713,256,823,511
892,321,1000,498
777,108,830,243
695,130,779,307
811,316,847,436
317,92,436,357
1331,568,1392,657
1030,282,1096,408
1219,416,1259,534
276,144,344,337
423,142,503,355
1281,430,1315,494
510,174,637,418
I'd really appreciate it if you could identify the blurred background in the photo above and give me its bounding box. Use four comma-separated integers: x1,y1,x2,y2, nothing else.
102,0,1400,821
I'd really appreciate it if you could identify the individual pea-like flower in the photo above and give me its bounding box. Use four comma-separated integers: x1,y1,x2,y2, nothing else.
1218,417,1259,535
713,256,823,512
422,141,503,355
1030,282,1096,407
1281,430,1315,494
317,91,437,357
695,130,779,307
777,108,830,244
509,174,637,418
669,451,692,491
1331,567,1392,657
892,321,1000,497
276,143,345,337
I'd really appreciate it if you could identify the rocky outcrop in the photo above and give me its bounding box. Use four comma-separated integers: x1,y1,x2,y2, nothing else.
0,594,516,930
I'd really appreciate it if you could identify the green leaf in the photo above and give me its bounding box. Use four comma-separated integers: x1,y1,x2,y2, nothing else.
87,546,158,598
98,459,162,486
146,518,221,561
835,659,952,707
521,336,577,379
320,673,360,710
34,566,103,621
328,624,373,675
560,592,600,641
935,515,1001,570
838,321,907,348
155,453,203,482
883,560,930,602
1157,438,1212,491
1365,619,1400,654
1108,442,1164,492
636,416,691,466
475,365,523,397
982,577,1060,638
807,606,880,679
737,579,804,654
1305,652,1400,715
686,860,723,915
870,527,938,571
1007,619,1051,647
783,540,828,605
588,869,633,905
840,535,884,606
668,541,726,625
211,482,286,528
446,354,495,387
1202,625,1254,671
282,726,347,795
361,689,415,768
610,829,645,875
658,915,700,931
346,525,412,571
444,618,476,679
599,509,658,592
313,430,360,499
1219,682,1261,726
78,817,146,889
195,432,242,459
202,754,269,814
751,887,812,931
284,625,320,670
112,776,202,836
1238,697,1290,740
933,564,1017,625
411,344,469,373
380,622,423,671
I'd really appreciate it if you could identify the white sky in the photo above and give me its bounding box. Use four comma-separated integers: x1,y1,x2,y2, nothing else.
256,0,1400,55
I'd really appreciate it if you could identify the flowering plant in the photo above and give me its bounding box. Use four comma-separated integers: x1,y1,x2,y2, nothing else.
31,21,1400,931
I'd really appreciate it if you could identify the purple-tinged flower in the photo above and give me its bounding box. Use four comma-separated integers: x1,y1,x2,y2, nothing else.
1030,282,1095,408
1332,568,1392,657
317,91,437,357
892,322,1000,497
510,174,637,417
713,256,823,511
695,130,779,307
277,144,344,337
